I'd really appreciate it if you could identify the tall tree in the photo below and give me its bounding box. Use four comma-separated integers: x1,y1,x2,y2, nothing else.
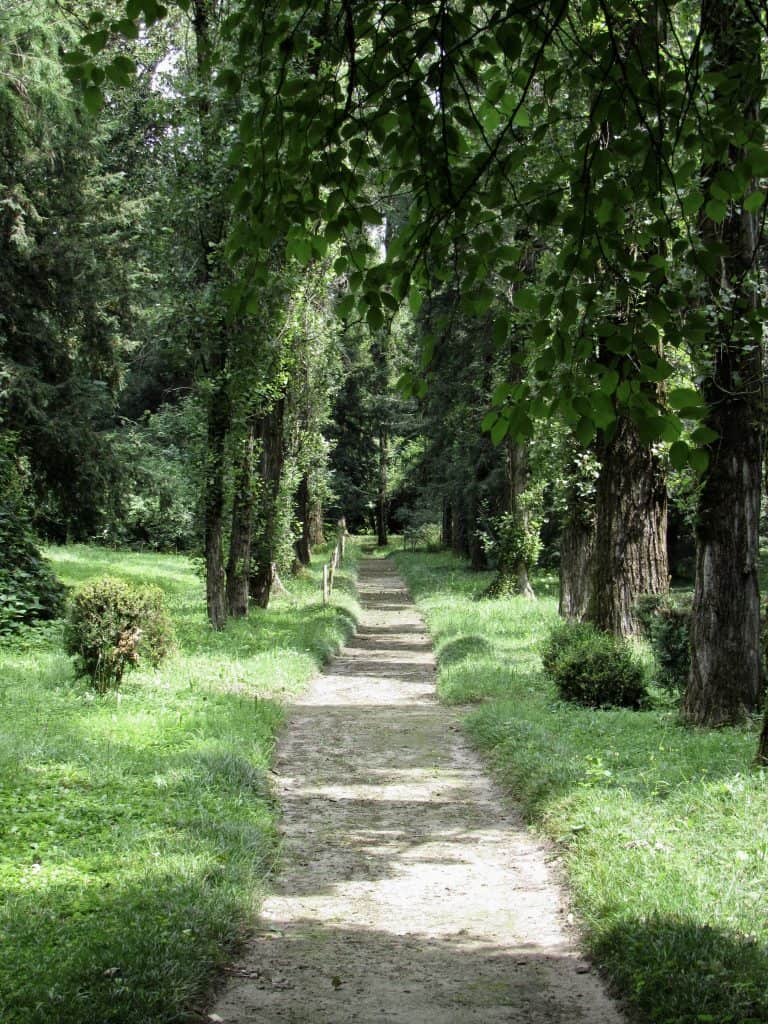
684,0,765,725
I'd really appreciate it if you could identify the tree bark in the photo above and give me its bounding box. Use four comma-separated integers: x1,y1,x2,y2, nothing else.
250,397,286,609
225,417,256,617
586,415,668,635
559,454,596,619
375,426,389,546
685,0,764,729
193,0,230,630
308,496,325,546
294,472,312,567
559,515,595,620
203,370,229,630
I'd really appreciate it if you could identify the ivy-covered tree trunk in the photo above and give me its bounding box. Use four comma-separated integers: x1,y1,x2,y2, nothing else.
485,440,535,599
294,472,312,567
686,0,764,729
225,417,256,617
586,415,668,635
250,397,286,609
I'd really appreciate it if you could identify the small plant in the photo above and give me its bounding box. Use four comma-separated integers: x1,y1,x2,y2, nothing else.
541,619,648,709
64,577,174,692
635,594,692,693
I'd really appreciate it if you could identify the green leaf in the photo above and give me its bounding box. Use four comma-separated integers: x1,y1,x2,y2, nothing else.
668,387,702,411
704,198,727,223
481,411,499,432
490,417,509,446
367,306,384,332
744,190,766,213
690,425,719,445
514,286,538,311
83,86,104,115
682,191,704,216
409,288,423,315
513,108,531,128
575,417,595,446
599,368,619,395
669,441,689,470
493,316,509,345
690,447,709,475
595,199,613,225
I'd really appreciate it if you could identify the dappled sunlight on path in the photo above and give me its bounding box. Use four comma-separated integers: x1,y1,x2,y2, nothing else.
213,559,625,1023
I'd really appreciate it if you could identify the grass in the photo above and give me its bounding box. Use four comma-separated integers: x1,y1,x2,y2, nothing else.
0,541,360,1024
393,549,768,1024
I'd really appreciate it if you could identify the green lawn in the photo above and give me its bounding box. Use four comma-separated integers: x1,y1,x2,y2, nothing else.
0,542,359,1024
394,549,768,1024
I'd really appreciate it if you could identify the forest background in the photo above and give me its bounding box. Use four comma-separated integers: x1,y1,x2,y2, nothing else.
4,1,768,1021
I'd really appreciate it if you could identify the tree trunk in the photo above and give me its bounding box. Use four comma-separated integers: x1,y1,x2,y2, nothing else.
225,418,256,617
203,361,229,630
587,415,668,635
294,472,312,567
376,426,389,546
487,440,535,598
193,0,230,630
441,499,452,548
250,397,286,609
684,0,764,729
559,514,595,620
450,494,469,557
308,498,325,546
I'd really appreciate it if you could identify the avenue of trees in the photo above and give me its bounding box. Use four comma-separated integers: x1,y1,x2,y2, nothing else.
4,0,768,751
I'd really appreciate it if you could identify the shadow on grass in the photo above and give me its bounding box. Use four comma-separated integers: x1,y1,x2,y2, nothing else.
594,913,768,1024
437,635,494,667
0,867,252,1024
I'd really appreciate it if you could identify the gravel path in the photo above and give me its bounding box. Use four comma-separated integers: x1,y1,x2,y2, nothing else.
212,557,625,1024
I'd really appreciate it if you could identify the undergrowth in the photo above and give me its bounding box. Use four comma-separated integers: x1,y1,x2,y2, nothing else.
394,549,768,1024
0,541,359,1024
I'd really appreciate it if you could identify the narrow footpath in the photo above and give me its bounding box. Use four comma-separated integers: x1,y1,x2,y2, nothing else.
213,558,625,1024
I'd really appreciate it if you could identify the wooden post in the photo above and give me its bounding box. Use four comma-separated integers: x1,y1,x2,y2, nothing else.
322,564,329,605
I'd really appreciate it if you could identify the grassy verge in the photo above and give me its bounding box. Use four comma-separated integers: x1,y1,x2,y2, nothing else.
394,549,768,1024
0,541,360,1024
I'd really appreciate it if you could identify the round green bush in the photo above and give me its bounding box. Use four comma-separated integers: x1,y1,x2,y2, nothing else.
635,593,692,693
541,619,648,709
64,576,174,692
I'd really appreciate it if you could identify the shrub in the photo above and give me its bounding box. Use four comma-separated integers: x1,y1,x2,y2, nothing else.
541,619,648,709
64,577,174,692
635,594,692,693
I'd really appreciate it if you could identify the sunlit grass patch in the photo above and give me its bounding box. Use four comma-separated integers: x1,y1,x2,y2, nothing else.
0,542,360,1024
395,548,768,1024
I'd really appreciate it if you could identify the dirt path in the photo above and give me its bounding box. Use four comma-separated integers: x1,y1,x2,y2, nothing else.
212,558,625,1023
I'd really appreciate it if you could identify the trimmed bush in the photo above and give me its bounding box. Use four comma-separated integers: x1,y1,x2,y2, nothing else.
541,619,648,709
635,594,692,693
64,577,174,692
